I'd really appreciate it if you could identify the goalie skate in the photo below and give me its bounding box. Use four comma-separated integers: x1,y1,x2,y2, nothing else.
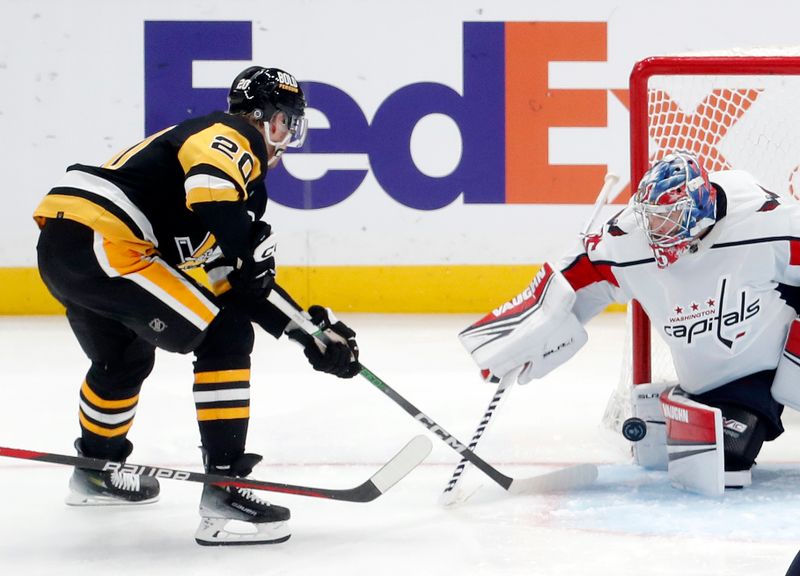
195,453,290,546
65,439,159,506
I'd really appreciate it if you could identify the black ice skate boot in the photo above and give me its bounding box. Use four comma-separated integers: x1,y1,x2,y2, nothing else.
195,452,291,546
65,439,160,506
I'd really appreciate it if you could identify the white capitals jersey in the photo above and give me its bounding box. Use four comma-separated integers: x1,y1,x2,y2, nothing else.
558,170,800,394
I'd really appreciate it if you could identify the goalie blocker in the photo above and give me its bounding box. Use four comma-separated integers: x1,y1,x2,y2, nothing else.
458,263,588,384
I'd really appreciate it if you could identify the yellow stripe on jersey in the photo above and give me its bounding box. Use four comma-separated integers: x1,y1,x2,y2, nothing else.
133,259,218,325
81,380,139,409
103,126,174,170
185,185,240,206
100,237,156,276
196,407,250,421
194,369,251,384
177,123,263,195
79,411,134,437
33,194,156,257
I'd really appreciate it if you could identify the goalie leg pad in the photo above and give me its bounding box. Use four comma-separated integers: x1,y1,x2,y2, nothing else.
630,382,673,470
661,386,725,496
662,388,765,494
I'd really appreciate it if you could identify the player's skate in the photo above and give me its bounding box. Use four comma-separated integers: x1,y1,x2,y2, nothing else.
66,439,160,506
195,452,291,546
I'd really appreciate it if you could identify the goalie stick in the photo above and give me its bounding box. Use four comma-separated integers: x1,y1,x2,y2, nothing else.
0,435,432,503
438,372,512,505
267,291,599,496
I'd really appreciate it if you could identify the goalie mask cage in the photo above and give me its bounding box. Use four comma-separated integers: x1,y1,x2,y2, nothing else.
605,52,800,431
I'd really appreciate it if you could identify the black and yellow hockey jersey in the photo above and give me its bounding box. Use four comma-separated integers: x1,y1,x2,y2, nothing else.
34,111,269,281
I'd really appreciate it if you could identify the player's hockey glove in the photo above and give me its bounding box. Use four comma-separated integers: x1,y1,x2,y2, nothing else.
228,221,276,300
287,305,361,378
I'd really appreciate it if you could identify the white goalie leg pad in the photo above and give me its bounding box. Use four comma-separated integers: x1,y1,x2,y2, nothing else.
661,386,725,497
771,318,800,411
458,263,588,381
630,382,673,470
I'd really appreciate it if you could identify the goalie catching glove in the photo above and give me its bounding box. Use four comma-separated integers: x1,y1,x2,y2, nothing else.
459,263,588,384
286,305,361,378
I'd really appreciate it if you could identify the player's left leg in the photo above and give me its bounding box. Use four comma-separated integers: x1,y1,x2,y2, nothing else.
191,300,291,545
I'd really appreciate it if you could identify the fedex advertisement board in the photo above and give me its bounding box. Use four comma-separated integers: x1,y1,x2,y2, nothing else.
145,20,613,211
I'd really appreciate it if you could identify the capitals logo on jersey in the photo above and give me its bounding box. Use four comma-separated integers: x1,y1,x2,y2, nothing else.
662,276,760,350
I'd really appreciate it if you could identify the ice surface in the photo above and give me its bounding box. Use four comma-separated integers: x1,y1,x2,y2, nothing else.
0,314,798,575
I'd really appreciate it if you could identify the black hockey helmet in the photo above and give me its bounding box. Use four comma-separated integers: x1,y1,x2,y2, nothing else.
227,66,307,147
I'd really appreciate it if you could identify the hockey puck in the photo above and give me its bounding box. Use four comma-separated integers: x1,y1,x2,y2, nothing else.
621,417,647,442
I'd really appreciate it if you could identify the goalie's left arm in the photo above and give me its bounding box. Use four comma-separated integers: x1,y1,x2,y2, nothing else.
458,263,589,384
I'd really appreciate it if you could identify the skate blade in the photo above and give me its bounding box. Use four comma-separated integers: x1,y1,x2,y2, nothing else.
65,490,159,506
195,517,291,546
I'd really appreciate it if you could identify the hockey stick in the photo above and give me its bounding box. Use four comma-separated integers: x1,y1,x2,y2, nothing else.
438,373,513,505
267,291,598,495
0,435,432,503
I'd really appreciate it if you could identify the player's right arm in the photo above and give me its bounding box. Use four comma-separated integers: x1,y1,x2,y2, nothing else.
178,121,268,266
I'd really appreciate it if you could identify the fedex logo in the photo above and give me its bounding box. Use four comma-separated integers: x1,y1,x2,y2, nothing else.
145,20,620,210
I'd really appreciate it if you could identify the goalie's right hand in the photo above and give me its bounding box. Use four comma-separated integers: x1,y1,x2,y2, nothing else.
480,361,530,385
287,305,361,378
480,369,501,384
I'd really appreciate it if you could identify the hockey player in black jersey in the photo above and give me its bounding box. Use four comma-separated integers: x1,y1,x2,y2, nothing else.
33,66,360,545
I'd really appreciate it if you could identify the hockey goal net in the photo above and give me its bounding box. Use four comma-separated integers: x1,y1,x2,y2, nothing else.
603,52,800,431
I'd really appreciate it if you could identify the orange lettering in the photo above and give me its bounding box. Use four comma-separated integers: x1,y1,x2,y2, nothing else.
505,22,608,204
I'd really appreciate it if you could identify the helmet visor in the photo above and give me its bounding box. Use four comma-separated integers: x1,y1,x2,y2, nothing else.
267,111,307,149
285,113,308,148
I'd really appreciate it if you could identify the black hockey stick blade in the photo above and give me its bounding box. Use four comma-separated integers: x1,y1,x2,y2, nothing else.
0,435,432,503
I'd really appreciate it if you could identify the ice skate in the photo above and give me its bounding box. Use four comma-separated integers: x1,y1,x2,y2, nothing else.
65,439,160,506
195,453,290,546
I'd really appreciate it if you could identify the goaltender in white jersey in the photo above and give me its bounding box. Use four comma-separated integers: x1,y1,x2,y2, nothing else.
459,151,800,495
566,168,800,395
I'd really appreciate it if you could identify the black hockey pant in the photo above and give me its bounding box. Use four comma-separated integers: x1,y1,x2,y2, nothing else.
37,218,255,467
